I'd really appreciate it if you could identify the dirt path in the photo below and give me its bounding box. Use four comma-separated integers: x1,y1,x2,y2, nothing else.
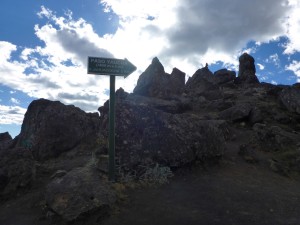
102,130,300,225
102,160,300,225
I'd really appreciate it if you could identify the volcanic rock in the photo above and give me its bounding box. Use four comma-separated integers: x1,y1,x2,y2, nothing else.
252,123,299,152
0,147,35,198
133,57,185,98
219,103,253,122
279,86,300,114
0,132,12,142
236,53,259,84
185,66,215,95
0,132,12,150
214,69,236,85
98,91,227,170
46,167,116,221
16,99,100,161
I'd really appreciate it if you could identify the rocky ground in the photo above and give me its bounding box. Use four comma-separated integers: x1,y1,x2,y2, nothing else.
1,53,300,224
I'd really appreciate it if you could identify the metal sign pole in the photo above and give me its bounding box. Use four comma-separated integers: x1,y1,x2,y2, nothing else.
109,75,116,181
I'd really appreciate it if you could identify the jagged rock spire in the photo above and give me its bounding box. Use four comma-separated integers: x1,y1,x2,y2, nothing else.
133,57,185,98
236,53,259,84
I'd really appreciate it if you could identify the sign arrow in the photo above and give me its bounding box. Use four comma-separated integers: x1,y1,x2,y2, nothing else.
87,57,136,78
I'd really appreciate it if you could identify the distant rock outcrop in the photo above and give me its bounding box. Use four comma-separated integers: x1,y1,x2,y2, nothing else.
236,53,259,84
0,132,12,150
0,132,12,142
16,99,100,160
133,57,185,98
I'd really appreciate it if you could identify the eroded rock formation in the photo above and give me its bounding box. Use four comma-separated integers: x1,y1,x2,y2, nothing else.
15,99,100,160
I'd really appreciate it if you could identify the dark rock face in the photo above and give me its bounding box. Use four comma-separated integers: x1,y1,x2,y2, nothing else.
0,132,12,150
133,57,185,98
186,67,236,91
214,69,236,85
99,92,227,170
46,167,116,221
236,53,259,84
0,147,35,198
185,67,215,94
16,99,100,161
252,123,299,152
279,86,300,114
219,103,253,122
185,67,236,103
0,132,12,142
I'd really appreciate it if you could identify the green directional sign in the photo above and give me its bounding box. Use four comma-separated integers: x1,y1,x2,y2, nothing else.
87,57,136,78
87,56,136,182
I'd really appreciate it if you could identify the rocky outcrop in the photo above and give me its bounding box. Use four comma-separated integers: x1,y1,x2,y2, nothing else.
98,90,227,170
186,67,236,92
0,147,35,198
0,132,12,150
219,103,253,122
0,132,12,142
16,99,100,161
279,86,300,114
252,123,299,152
46,167,116,221
214,69,236,85
133,57,185,99
236,53,259,84
185,67,215,94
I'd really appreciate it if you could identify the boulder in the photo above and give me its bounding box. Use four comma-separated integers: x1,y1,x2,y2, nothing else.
45,167,116,221
235,53,259,84
249,107,264,125
213,69,236,85
133,57,185,99
279,86,300,114
16,99,100,161
0,147,35,198
252,123,299,152
185,67,236,100
185,67,216,95
0,132,12,142
99,90,227,170
0,132,12,150
219,103,252,122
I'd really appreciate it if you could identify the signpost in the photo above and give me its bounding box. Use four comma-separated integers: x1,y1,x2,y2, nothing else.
87,57,136,181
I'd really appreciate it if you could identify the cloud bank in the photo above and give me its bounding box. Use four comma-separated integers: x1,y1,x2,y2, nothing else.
1,0,300,126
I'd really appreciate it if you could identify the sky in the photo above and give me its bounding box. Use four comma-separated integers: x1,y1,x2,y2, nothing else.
1,0,300,138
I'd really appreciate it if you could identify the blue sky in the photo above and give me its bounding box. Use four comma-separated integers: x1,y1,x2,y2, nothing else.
1,0,300,138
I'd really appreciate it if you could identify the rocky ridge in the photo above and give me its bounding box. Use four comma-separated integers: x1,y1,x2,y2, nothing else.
0,53,300,224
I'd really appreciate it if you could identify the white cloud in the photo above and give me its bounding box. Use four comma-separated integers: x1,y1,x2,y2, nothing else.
266,54,281,67
0,105,26,124
271,80,278,85
10,98,20,105
0,9,115,112
100,0,296,76
257,63,265,70
286,60,300,82
1,0,300,118
283,0,300,54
